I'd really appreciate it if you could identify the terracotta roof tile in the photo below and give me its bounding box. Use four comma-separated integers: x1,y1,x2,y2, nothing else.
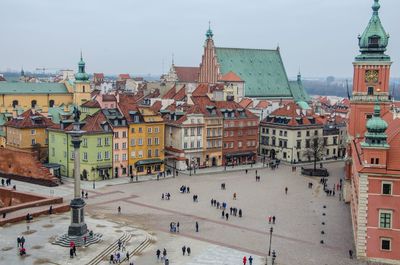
81,100,100,108
119,74,131,80
220,71,242,82
254,100,270,109
5,109,55,129
162,85,177,99
172,86,187,101
174,66,199,82
239,98,253,108
192,84,209,97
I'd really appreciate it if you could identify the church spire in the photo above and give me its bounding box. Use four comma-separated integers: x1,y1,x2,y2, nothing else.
357,0,390,61
362,97,389,148
75,52,89,82
206,21,214,39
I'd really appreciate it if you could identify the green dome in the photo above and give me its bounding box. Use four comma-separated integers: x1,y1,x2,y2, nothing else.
75,54,89,81
366,104,387,132
357,0,390,59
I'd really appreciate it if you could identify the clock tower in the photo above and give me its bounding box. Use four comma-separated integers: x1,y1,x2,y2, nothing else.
348,0,392,139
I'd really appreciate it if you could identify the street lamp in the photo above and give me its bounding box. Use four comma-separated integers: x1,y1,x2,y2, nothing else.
268,227,273,256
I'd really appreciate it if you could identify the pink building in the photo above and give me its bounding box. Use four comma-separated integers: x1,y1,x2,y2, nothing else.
346,1,400,263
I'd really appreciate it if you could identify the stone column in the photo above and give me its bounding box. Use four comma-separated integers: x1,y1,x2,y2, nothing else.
67,124,87,237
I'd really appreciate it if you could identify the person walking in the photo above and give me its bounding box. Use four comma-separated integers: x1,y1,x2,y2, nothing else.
187,247,191,256
73,244,77,256
233,192,237,200
225,213,229,221
177,222,180,232
17,237,21,247
239,209,242,218
195,221,199,232
268,216,272,224
222,210,225,219
285,187,288,194
349,249,353,259
118,206,121,214
243,255,247,265
249,256,253,265
20,236,25,248
126,251,130,261
272,215,276,224
182,245,186,256
156,249,161,260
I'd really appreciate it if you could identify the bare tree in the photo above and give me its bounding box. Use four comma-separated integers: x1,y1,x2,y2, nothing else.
303,136,326,171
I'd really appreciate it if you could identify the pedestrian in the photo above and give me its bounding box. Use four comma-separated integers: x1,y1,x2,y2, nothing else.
243,255,247,265
110,253,114,264
118,239,122,250
177,222,180,232
49,205,53,214
272,215,276,224
81,190,84,198
187,187,190,193
245,169,248,174
285,187,288,194
182,245,186,256
85,192,88,199
211,199,213,206
249,256,253,265
17,237,21,247
225,213,229,221
126,252,130,261
333,190,336,196
187,247,191,256
230,207,233,215
70,248,74,258
156,249,161,260
73,245,77,256
349,249,353,259
222,210,225,219
239,209,242,218
233,192,237,200
162,193,165,200
163,248,167,258
118,206,121,214
1,179,4,186
20,236,25,248
268,216,272,224
195,221,199,232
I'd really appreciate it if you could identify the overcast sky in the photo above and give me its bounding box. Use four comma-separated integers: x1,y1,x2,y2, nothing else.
1,0,399,78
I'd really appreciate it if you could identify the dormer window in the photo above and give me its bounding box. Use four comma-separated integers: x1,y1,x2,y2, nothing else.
368,36,380,48
134,115,139,123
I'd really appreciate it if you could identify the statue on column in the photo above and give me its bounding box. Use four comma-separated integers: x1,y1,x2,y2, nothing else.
73,107,81,123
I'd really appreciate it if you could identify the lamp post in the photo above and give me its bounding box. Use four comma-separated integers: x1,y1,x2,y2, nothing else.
268,227,273,256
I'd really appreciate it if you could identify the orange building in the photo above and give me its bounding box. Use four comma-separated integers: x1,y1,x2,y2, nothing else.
346,1,400,263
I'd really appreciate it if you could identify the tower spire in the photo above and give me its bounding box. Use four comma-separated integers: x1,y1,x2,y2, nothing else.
206,21,213,39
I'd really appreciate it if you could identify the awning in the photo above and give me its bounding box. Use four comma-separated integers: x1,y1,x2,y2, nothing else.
135,159,164,167
96,164,112,170
225,152,255,158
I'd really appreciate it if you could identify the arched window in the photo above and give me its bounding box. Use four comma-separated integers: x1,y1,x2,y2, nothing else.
49,100,55,108
12,100,18,108
31,100,37,108
83,85,86,93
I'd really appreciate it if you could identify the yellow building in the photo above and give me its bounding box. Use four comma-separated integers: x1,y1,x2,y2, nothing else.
0,55,91,115
5,109,55,161
120,103,165,176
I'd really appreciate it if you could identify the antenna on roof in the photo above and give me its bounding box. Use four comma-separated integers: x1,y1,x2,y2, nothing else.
172,53,175,66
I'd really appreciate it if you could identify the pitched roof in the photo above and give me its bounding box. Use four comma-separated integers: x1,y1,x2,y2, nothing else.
65,110,110,133
172,86,187,101
254,100,270,109
192,84,209,97
0,82,68,94
81,100,101,108
239,98,253,108
93,73,104,79
5,109,55,129
162,85,177,99
150,101,162,112
220,71,242,82
102,94,117,102
215,47,291,98
119,74,131,80
174,66,199,82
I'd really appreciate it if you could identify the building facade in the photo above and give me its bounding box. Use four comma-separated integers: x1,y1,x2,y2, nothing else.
346,1,400,263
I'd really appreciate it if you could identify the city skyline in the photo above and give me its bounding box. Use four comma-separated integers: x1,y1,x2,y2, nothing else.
1,0,399,77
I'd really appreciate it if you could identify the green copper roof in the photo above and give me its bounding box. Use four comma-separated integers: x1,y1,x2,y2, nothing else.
215,47,293,98
362,101,389,148
289,74,310,102
356,0,390,61
75,53,89,81
0,82,68,94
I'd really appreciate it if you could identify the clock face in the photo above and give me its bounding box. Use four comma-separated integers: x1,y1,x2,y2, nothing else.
365,70,379,83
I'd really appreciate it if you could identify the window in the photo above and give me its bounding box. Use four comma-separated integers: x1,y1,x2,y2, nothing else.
184,142,188,149
382,182,392,195
114,143,119,150
154,138,159,145
131,151,136,158
272,130,276,135
131,128,135,133
154,127,159,133
314,130,318,136
105,151,110,159
155,149,159,157
306,139,310,148
51,148,55,157
82,138,87,147
138,127,142,133
191,128,195,136
114,154,119,161
147,127,152,133
122,131,127,138
366,114,373,120
122,154,127,161
31,138,36,145
197,140,201,148
138,138,143,146
368,87,374,95
97,152,102,160
297,131,301,137
326,149,330,155
31,129,36,135
138,151,143,158
97,138,102,146
148,149,152,157
147,138,152,145
105,137,110,146
197,127,202,136
83,152,88,161
190,141,194,148
122,142,127,149
114,132,119,138
376,158,380,164
31,100,37,108
207,129,211,137
381,238,391,251
279,130,283,136
130,139,136,146
283,152,287,159
238,141,242,148
284,131,287,137
333,137,337,145
63,151,67,158
379,210,392,229
306,131,310,137
12,100,18,108
297,140,301,149
324,137,328,146
184,128,189,136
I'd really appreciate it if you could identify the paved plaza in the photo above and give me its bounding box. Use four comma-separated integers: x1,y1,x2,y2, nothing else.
1,162,379,264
